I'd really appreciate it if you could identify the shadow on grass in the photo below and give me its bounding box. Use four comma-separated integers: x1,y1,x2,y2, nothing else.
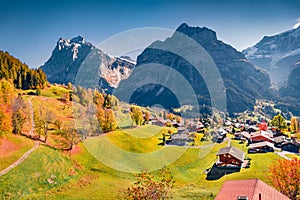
206,164,241,180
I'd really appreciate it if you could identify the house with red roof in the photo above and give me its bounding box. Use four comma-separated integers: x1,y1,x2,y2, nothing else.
215,179,289,200
250,131,273,143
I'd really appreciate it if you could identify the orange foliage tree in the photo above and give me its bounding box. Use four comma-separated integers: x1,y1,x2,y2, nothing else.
0,79,14,134
94,90,117,133
269,158,300,200
123,167,175,199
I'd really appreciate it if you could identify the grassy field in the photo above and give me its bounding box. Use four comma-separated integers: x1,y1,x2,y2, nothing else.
0,134,34,171
40,85,71,99
286,153,300,159
0,125,283,199
0,145,78,200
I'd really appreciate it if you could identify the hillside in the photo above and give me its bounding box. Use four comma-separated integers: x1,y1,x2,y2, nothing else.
120,23,274,116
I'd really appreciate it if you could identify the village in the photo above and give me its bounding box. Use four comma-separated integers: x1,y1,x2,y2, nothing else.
143,112,299,199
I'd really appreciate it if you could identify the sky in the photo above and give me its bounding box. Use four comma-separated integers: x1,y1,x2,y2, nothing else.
0,0,299,68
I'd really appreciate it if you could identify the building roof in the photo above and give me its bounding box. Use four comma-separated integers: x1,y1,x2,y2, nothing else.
172,133,189,140
235,131,251,139
273,136,286,143
216,146,245,162
249,141,274,149
281,140,300,148
251,131,274,142
215,179,290,200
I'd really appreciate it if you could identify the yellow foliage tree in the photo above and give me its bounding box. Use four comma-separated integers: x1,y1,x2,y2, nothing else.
290,117,299,133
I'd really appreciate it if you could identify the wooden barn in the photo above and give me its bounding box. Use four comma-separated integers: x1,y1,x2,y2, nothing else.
216,146,245,168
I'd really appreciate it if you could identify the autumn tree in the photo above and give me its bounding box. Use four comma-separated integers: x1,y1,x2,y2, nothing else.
176,116,181,123
269,158,300,200
144,111,150,122
271,114,287,132
12,96,27,134
93,90,104,107
97,108,117,133
123,167,175,199
0,79,14,134
166,113,176,121
54,119,63,130
34,107,56,142
130,106,144,126
56,126,80,150
93,90,118,133
0,107,12,135
290,117,299,133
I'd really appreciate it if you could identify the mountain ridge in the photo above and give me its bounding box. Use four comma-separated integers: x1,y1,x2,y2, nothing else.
123,23,274,116
40,36,135,92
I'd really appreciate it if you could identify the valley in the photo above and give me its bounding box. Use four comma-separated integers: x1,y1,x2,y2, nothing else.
0,17,300,200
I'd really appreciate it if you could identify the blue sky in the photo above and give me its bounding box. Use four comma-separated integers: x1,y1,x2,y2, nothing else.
0,0,299,68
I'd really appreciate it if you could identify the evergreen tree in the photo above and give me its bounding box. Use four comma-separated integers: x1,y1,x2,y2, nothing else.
0,51,47,90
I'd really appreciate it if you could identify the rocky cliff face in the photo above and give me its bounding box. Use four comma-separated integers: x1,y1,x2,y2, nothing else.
40,36,135,92
243,26,300,88
121,23,274,115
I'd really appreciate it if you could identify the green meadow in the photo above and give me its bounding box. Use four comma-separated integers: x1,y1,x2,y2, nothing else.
0,125,282,199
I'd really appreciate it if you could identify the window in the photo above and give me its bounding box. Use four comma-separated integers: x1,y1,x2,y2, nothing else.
237,196,248,200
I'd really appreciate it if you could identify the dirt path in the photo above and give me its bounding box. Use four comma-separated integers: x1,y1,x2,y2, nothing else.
0,140,39,176
0,99,39,177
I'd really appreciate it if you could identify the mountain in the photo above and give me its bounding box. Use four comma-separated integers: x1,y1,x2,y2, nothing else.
40,36,135,92
116,23,274,116
243,26,300,88
243,27,300,115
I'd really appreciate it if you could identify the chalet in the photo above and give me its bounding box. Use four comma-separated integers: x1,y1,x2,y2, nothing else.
187,122,203,132
281,140,300,153
234,131,251,141
177,126,188,133
250,131,273,143
167,133,192,146
246,125,258,133
215,179,289,200
216,146,245,168
151,117,166,126
248,141,275,153
273,136,286,147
